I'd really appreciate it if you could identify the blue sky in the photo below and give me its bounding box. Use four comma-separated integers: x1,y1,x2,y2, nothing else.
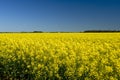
0,0,120,32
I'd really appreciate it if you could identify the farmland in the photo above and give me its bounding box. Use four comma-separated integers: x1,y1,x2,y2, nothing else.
0,33,120,79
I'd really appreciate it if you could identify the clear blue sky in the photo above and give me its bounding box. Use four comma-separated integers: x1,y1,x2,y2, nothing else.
0,0,120,32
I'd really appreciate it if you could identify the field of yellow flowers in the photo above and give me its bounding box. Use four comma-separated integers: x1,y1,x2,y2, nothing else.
0,33,120,79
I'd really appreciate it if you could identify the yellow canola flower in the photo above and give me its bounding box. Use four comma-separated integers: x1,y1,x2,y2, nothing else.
0,33,120,79
105,66,113,73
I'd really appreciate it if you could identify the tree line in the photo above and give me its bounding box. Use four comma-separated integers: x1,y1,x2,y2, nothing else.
0,30,120,33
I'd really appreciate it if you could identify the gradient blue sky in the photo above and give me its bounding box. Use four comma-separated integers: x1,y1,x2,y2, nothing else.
0,0,120,32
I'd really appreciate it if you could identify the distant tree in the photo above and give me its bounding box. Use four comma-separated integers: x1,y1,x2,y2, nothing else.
84,30,120,32
33,31,43,33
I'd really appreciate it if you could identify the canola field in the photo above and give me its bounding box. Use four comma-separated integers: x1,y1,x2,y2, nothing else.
0,33,120,80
